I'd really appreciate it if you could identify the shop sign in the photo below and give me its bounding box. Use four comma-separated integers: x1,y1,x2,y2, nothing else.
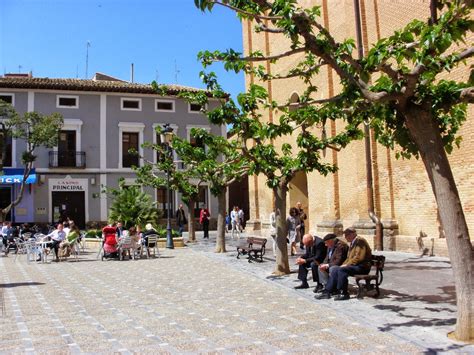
49,177,87,192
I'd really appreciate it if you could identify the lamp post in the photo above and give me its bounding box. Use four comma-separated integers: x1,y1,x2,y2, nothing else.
160,124,174,249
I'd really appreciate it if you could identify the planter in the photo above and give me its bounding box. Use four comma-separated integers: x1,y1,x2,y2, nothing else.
84,238,102,250
84,237,186,250
157,237,185,248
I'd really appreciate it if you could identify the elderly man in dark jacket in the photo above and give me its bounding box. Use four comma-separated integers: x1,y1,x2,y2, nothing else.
317,227,372,300
315,233,349,294
294,234,327,291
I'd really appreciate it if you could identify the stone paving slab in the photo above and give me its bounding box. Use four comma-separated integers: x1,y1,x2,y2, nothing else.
0,232,472,354
188,232,474,353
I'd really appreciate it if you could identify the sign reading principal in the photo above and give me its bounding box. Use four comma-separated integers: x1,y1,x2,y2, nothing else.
52,181,85,191
49,176,88,192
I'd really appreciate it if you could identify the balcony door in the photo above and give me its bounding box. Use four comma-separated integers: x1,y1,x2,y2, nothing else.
58,130,76,167
122,132,139,167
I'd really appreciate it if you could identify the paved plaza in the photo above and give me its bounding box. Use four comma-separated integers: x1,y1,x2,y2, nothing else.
0,232,473,354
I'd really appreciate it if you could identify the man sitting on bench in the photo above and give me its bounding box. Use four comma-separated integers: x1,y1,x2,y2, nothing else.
317,227,372,301
294,234,327,290
315,233,348,295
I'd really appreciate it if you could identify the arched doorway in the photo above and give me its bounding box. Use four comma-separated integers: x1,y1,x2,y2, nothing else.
289,171,309,230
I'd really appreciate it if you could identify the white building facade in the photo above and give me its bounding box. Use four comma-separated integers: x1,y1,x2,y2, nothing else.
0,73,224,228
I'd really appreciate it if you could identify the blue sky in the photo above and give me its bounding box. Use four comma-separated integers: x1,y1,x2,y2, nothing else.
0,0,245,101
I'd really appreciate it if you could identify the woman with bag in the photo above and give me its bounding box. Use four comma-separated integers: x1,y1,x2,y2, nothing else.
286,207,302,256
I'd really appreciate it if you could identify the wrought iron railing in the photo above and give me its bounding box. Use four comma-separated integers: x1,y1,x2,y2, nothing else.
122,154,139,168
49,151,86,168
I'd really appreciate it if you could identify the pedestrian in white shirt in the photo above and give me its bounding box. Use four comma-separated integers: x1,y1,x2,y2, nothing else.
47,223,66,262
230,206,241,239
238,207,245,232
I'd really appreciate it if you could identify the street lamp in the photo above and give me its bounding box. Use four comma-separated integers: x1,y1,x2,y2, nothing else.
160,124,174,249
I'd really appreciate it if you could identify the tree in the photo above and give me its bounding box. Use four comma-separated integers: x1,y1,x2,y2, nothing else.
194,0,473,341
204,80,359,271
104,179,161,229
171,126,250,253
134,127,202,242
0,101,63,221
169,78,252,252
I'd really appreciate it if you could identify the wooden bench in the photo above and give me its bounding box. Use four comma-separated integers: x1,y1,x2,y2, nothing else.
353,255,385,298
236,237,267,263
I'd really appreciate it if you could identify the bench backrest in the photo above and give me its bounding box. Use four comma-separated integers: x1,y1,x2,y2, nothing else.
247,237,267,248
372,255,385,271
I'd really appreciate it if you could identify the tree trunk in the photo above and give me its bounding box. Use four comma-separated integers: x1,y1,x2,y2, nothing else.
273,184,290,275
215,191,227,253
405,107,473,341
187,199,196,242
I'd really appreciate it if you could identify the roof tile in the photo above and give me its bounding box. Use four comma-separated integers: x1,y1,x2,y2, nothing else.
0,77,210,96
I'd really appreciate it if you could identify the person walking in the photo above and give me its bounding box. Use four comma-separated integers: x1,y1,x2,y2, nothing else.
286,207,302,256
199,205,210,239
296,201,307,249
269,209,277,255
175,204,187,237
238,207,245,232
230,206,241,239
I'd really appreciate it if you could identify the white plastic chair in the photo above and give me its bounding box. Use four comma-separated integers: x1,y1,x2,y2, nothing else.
141,234,160,259
25,239,41,263
118,235,133,260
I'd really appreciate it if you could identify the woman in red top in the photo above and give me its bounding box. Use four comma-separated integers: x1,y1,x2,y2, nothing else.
199,206,210,239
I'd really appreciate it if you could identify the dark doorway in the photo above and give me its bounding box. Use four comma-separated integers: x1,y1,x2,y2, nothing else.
52,191,85,228
0,187,12,221
228,175,250,228
58,130,76,167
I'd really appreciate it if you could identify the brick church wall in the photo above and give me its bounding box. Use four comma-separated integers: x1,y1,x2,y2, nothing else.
242,0,473,256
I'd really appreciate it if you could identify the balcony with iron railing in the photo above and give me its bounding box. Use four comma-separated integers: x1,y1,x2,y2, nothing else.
49,151,86,168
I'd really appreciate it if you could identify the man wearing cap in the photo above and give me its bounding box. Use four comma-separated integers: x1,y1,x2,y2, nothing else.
294,234,327,290
315,233,349,294
317,227,372,300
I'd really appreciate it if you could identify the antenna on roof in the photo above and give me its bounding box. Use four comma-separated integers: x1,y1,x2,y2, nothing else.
131,63,134,83
76,65,79,79
85,41,91,79
18,65,22,73
155,69,159,82
174,60,180,84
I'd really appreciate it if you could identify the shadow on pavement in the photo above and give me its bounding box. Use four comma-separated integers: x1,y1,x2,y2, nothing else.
380,285,456,305
0,281,45,288
424,343,471,354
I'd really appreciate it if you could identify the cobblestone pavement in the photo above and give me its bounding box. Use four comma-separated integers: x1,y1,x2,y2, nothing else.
189,232,474,354
0,232,471,354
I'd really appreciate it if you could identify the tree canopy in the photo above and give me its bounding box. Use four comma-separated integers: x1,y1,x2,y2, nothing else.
194,0,473,341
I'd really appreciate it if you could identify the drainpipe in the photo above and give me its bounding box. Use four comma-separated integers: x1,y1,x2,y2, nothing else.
354,0,383,250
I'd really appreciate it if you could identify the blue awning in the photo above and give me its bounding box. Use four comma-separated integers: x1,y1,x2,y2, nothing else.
0,168,37,185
